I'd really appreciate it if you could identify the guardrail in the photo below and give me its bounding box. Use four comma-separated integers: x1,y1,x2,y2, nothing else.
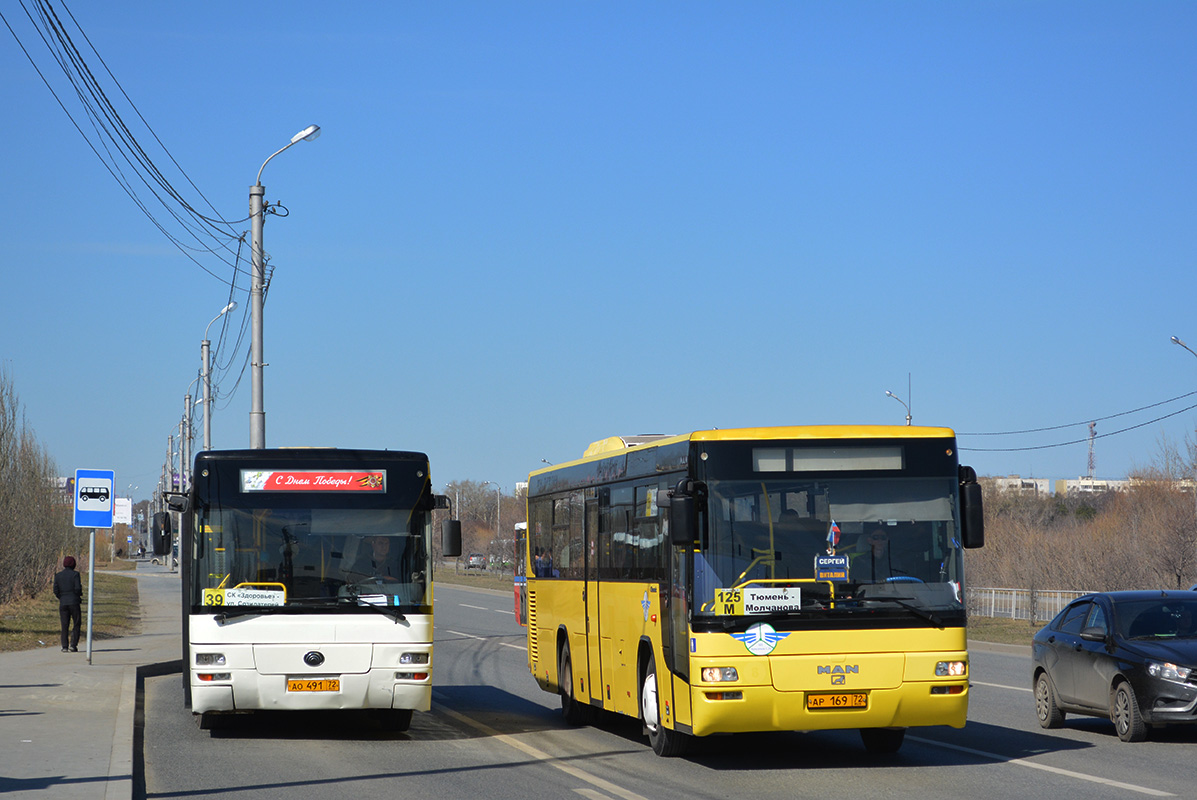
967,587,1089,623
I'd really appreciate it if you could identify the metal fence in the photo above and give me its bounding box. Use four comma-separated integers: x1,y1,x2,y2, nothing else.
966,587,1090,624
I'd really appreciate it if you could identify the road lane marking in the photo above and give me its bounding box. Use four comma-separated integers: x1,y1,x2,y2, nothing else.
458,603,515,615
908,736,1174,797
434,702,648,800
444,629,527,651
971,680,1031,692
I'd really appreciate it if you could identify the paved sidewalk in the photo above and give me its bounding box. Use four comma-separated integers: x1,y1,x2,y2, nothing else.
0,561,182,800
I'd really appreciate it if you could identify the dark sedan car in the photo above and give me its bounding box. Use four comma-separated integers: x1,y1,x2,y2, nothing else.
1032,590,1197,741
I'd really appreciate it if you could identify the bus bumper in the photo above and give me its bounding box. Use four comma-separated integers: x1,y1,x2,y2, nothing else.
689,680,969,736
191,669,432,713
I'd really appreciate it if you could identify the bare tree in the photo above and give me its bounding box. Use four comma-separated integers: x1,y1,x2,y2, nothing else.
0,367,76,605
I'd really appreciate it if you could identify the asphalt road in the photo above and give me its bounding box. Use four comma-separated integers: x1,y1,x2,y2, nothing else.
140,585,1197,799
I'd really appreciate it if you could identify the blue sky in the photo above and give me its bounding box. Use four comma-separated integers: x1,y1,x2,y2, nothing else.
3,1,1196,501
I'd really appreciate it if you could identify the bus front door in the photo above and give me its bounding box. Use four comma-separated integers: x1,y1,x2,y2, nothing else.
584,493,602,709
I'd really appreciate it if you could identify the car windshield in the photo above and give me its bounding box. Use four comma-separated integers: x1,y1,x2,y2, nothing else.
694,476,965,618
1115,598,1197,639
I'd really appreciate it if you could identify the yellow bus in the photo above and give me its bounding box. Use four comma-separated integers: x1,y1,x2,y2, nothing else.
522,426,984,756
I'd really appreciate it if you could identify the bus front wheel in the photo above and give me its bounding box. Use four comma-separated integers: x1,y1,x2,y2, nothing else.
559,643,593,725
641,656,690,757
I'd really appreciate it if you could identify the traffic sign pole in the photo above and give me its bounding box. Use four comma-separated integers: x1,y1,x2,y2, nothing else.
86,529,95,664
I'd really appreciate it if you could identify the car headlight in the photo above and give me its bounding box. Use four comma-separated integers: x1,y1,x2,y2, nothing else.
1147,660,1192,683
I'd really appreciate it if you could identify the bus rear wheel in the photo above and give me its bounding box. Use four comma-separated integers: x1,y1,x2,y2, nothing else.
860,727,905,754
641,657,690,757
372,708,413,732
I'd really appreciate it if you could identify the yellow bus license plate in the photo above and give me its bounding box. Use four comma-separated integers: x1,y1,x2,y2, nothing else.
807,692,867,710
287,678,340,692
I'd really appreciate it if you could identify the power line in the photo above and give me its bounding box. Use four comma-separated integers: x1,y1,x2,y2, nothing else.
958,390,1197,436
2,1,251,288
959,401,1197,453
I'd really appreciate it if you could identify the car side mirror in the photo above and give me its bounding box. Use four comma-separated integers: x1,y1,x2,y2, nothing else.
1080,626,1107,642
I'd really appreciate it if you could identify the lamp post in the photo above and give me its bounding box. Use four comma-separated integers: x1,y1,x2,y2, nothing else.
1171,337,1197,549
885,373,912,426
482,481,501,550
249,124,321,449
201,301,238,451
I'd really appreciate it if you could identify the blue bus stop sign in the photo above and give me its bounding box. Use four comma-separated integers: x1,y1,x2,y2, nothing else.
74,468,115,529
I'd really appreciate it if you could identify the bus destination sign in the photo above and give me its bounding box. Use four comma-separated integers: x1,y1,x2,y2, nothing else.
241,470,386,493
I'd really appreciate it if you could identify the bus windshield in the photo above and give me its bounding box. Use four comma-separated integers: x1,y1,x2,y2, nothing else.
694,476,964,618
191,505,430,610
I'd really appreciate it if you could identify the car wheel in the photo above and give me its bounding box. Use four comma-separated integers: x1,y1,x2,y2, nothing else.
1035,672,1065,728
641,656,690,757
860,727,905,754
1111,681,1148,742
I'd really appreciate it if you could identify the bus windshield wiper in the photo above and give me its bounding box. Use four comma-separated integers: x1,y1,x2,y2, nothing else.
853,595,944,629
213,606,288,623
339,586,407,623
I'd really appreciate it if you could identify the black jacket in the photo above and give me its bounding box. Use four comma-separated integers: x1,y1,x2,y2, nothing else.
53,568,83,606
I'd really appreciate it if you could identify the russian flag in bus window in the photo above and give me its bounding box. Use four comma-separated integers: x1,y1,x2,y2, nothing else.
826,520,841,552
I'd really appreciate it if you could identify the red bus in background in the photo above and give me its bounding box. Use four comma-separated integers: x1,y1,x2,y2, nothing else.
514,522,527,625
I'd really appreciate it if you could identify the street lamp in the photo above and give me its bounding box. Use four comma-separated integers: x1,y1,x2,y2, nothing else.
885,373,912,426
1172,336,1197,570
885,391,912,426
249,124,321,449
202,301,237,451
482,481,501,548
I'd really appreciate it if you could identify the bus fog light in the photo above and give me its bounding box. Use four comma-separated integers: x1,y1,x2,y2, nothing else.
196,652,226,666
197,673,231,682
399,652,429,665
705,690,743,701
931,685,964,695
701,667,739,682
936,661,967,677
395,672,429,681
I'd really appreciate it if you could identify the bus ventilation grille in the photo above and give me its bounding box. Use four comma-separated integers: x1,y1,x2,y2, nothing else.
527,589,538,663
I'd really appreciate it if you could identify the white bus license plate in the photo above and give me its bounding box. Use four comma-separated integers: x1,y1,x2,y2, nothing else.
287,678,340,692
806,692,867,710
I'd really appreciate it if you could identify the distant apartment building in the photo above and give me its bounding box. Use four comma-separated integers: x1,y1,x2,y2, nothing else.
990,475,1052,495
1055,477,1130,495
986,475,1131,496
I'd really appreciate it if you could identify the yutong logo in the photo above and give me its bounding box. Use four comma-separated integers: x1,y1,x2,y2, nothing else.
818,664,859,685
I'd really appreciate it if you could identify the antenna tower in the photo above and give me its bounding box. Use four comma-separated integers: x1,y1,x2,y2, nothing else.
1087,421,1096,479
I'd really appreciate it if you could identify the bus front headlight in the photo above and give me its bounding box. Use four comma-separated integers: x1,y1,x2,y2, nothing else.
701,667,739,682
936,660,967,677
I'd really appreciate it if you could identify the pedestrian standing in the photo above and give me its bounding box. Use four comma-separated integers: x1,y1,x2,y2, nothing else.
53,555,83,652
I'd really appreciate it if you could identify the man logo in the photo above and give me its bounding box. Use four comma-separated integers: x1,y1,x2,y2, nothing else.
817,664,859,684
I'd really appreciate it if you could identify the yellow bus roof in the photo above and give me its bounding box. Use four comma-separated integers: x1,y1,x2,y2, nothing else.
530,425,957,479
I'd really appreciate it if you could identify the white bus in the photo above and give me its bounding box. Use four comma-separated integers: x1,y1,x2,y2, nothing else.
174,448,461,730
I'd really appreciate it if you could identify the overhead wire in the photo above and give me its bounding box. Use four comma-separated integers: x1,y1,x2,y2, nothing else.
4,0,253,288
3,0,279,420
958,392,1197,453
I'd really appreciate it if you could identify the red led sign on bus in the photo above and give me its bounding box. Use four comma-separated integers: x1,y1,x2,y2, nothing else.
240,470,386,492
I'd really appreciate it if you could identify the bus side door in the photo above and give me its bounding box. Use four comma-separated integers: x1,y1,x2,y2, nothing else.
584,490,602,708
